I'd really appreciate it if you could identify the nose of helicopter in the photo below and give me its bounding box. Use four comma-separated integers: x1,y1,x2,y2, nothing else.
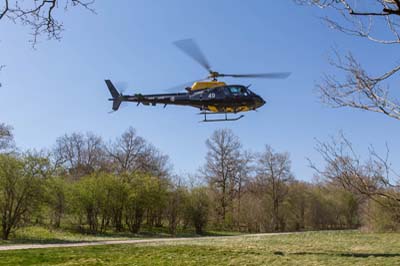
255,96,266,108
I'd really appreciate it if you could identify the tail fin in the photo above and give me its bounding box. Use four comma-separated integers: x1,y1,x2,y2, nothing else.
105,80,122,111
105,80,120,98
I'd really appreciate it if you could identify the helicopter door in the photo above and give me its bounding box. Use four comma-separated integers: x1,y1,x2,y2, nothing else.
223,87,231,96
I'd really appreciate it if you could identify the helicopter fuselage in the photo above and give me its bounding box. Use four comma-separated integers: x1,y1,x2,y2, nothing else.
113,84,266,114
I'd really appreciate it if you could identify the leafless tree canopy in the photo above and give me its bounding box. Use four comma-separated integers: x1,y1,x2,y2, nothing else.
107,127,147,173
297,1,400,17
139,144,171,178
0,0,95,87
203,128,243,223
108,127,171,178
296,0,400,120
0,0,95,46
53,132,105,178
256,145,294,231
312,133,400,206
52,129,171,181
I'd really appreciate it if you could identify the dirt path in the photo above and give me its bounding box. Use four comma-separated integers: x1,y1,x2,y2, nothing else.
0,232,293,251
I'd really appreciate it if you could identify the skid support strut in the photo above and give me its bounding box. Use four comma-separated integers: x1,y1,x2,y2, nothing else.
199,111,244,122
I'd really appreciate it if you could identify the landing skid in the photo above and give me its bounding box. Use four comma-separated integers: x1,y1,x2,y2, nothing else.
199,111,244,122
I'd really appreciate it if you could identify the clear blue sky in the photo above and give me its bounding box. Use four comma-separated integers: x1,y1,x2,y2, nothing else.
1,0,399,180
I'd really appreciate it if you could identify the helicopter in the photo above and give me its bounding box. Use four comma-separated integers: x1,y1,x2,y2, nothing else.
105,39,290,122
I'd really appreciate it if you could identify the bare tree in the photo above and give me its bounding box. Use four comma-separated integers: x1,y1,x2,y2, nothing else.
296,0,400,121
202,129,242,225
312,134,400,228
139,145,171,227
106,127,147,174
0,0,95,86
133,143,171,178
106,127,172,230
235,150,253,227
53,132,105,178
0,0,95,46
312,133,400,210
256,145,294,231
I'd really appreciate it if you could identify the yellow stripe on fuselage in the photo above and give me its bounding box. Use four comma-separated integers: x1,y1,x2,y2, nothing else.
207,106,251,113
207,106,219,112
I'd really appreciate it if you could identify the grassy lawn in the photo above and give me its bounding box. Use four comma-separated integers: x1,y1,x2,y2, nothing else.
0,226,135,245
0,226,241,245
0,231,399,265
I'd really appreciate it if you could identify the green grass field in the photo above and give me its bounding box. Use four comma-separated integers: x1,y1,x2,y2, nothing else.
0,226,134,245
0,231,399,266
0,226,241,245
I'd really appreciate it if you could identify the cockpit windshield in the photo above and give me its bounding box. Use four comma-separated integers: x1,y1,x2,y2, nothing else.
227,86,249,96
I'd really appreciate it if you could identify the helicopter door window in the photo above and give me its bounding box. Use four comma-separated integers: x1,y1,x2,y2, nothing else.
229,87,241,95
228,86,247,96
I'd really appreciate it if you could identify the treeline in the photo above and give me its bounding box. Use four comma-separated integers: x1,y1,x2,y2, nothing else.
201,130,360,232
0,124,210,240
0,123,398,240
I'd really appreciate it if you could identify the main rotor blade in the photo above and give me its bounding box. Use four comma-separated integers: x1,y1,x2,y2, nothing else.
173,39,212,72
220,72,291,79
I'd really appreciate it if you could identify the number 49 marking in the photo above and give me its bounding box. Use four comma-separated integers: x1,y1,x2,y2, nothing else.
208,93,216,99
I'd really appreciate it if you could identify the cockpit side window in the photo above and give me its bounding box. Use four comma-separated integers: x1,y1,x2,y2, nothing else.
229,86,241,94
228,86,248,96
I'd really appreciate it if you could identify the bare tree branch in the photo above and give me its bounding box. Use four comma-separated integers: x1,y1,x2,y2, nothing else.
297,0,400,121
0,0,95,47
0,1,95,86
0,0,8,20
312,133,400,206
319,52,400,120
